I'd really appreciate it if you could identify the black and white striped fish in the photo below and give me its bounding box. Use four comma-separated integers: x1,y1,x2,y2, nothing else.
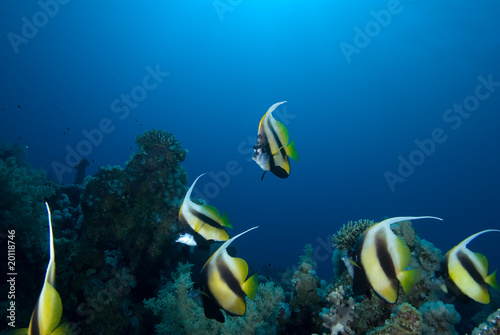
178,173,232,247
350,216,442,303
200,226,259,322
253,101,299,180
441,229,500,304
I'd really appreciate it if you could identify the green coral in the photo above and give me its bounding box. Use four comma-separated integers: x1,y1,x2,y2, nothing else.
332,219,375,251
144,262,285,335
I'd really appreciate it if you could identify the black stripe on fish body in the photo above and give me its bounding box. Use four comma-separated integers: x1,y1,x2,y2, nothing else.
375,232,397,280
264,117,290,178
180,207,226,234
265,117,286,160
375,232,399,298
30,303,41,335
192,210,226,231
457,250,486,287
441,255,472,302
217,261,246,300
351,233,371,296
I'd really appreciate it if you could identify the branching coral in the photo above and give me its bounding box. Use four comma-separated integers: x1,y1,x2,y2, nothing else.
319,285,357,335
332,219,375,251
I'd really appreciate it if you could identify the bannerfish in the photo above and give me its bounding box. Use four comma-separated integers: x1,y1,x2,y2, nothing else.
441,229,500,304
14,203,70,335
252,101,299,180
350,216,443,303
200,226,259,323
178,173,233,247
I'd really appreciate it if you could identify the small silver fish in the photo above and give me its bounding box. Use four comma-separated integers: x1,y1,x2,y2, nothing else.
176,233,197,246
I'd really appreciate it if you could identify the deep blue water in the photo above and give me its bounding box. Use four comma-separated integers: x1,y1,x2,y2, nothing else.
1,0,499,279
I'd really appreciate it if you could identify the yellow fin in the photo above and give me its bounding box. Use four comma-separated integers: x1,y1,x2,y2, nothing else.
398,268,421,294
35,282,63,335
51,322,76,335
346,258,361,269
440,283,448,294
485,269,500,292
241,273,258,300
474,252,489,274
394,236,412,270
275,120,290,144
286,139,299,162
201,203,221,218
231,257,249,283
220,212,232,229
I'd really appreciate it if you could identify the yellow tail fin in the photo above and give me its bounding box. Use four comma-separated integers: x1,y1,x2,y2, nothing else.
398,268,422,294
485,269,500,291
241,273,258,300
286,139,299,162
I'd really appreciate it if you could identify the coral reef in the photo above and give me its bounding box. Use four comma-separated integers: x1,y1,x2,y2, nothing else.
319,285,357,335
0,140,26,161
291,244,321,310
471,308,500,335
368,303,422,334
57,129,188,334
419,301,460,335
0,156,57,327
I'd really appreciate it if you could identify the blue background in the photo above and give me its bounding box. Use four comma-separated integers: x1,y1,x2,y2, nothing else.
1,0,499,278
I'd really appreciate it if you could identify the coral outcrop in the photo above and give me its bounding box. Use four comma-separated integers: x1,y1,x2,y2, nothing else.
60,129,188,334
319,285,357,335
419,301,460,335
472,308,500,335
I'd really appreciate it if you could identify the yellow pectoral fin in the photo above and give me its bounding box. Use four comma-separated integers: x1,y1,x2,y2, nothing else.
35,282,63,335
397,268,422,294
346,258,361,269
271,146,284,156
286,139,299,162
241,273,259,300
485,269,500,292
